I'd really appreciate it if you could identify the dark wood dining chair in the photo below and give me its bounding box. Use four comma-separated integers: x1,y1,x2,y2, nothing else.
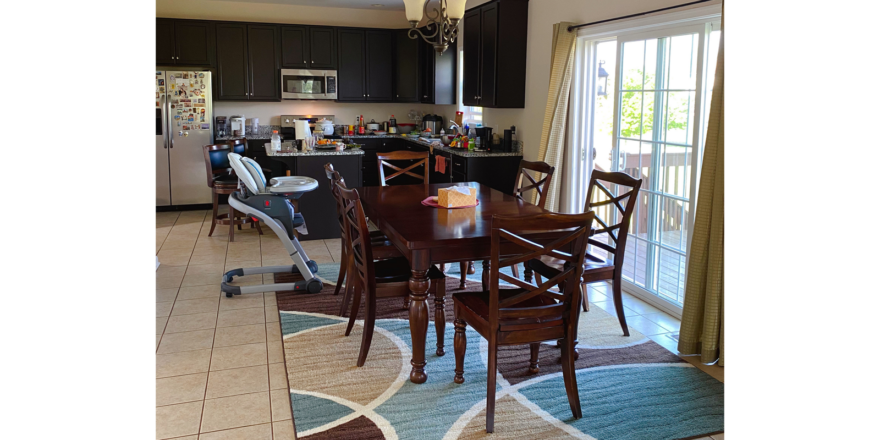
527,170,642,336
458,160,556,290
452,211,594,433
323,163,402,315
378,151,429,186
202,143,261,241
226,137,247,155
337,183,447,366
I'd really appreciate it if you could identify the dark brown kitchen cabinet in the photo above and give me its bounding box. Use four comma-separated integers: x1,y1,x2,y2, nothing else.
394,29,420,102
366,30,393,101
421,33,457,105
309,27,337,69
156,19,213,66
156,19,176,65
337,29,366,101
462,0,529,108
247,24,280,100
281,26,309,68
216,23,251,100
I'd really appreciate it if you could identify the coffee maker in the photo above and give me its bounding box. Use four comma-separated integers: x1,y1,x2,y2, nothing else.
230,115,246,137
215,116,228,138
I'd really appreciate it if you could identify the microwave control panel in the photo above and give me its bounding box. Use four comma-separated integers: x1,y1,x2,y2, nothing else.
327,77,336,94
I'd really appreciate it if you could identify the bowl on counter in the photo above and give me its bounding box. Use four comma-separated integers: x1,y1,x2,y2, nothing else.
440,135,455,145
397,123,416,134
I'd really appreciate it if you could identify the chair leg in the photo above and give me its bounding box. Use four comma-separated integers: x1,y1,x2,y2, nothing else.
512,263,520,279
254,218,263,235
345,284,361,337
453,319,467,384
208,191,219,237
581,282,589,312
528,343,540,374
560,335,583,420
440,263,446,272
459,262,467,290
611,275,630,336
535,273,542,285
333,247,348,296
433,279,446,356
339,255,355,317
524,266,533,282
356,286,376,367
403,296,410,309
486,339,498,433
481,260,489,291
228,203,235,242
467,262,475,274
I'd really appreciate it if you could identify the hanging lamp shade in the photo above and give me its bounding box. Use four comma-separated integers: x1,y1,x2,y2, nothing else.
446,0,466,20
404,0,425,23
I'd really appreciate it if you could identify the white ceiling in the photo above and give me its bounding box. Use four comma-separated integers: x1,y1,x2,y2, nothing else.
207,0,407,10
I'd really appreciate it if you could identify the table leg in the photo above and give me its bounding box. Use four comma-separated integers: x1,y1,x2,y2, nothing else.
408,266,430,384
481,260,490,291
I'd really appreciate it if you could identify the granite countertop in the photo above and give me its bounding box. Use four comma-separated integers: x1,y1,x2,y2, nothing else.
343,134,523,158
269,149,365,157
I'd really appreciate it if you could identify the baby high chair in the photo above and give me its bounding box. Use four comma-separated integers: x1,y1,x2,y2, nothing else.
221,153,323,297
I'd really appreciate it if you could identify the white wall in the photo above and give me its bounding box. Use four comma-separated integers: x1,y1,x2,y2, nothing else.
156,0,408,27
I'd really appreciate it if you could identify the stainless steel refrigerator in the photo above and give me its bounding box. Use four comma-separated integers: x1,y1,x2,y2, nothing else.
156,70,214,206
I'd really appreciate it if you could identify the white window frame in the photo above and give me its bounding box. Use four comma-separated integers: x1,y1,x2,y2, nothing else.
457,36,482,127
570,3,721,319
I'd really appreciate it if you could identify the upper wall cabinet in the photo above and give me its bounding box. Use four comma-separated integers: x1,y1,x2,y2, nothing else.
394,29,420,102
420,28,457,105
366,30,393,101
156,19,214,66
281,26,337,69
337,29,366,101
462,0,529,108
216,23,280,101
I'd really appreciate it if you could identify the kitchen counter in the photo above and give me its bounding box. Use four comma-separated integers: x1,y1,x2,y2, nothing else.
340,135,522,158
269,149,365,157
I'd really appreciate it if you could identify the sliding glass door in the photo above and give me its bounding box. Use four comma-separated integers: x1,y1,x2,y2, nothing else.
609,23,720,310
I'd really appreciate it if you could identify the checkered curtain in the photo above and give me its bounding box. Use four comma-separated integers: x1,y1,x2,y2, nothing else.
533,22,577,211
678,23,724,366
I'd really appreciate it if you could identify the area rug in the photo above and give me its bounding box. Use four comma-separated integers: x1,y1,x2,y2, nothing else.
275,273,724,440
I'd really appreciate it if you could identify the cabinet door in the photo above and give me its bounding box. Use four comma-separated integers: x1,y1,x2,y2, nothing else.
434,44,457,105
216,23,250,100
462,9,481,106
479,3,499,107
420,30,435,103
309,27,337,69
248,24,280,100
395,30,420,102
366,30,393,101
175,21,212,65
337,29,366,101
281,26,309,68
156,19,176,65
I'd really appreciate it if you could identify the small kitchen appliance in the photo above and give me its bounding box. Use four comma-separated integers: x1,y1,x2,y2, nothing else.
215,116,228,138
475,127,493,150
230,116,245,137
281,115,334,140
280,69,337,100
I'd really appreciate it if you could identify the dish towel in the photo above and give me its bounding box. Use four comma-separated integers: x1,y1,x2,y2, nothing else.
435,155,446,174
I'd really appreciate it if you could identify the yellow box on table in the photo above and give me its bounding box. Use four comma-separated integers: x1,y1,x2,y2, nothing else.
437,186,477,208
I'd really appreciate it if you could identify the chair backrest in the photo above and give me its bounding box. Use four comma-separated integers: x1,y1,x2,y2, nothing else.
337,183,376,294
489,211,595,329
228,153,267,194
513,160,555,208
226,138,247,155
203,143,233,188
584,170,642,265
324,163,347,238
377,151,429,186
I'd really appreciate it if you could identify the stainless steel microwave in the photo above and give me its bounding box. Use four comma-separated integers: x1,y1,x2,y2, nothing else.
280,69,337,100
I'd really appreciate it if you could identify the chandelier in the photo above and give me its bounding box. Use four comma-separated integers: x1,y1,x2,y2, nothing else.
403,0,466,54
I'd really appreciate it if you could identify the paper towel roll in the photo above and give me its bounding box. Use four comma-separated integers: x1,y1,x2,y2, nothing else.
294,120,311,140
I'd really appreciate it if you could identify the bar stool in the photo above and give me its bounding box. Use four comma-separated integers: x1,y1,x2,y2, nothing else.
202,143,262,242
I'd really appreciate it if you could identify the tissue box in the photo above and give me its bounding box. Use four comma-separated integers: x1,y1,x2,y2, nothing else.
438,186,477,208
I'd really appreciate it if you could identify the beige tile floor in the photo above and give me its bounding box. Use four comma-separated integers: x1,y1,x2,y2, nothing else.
156,209,723,439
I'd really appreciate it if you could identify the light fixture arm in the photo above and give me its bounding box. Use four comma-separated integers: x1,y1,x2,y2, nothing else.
407,0,461,54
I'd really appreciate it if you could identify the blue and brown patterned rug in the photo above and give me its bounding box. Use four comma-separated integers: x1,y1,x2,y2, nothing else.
276,268,724,440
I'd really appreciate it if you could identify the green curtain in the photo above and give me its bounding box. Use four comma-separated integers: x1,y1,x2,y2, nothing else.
678,26,724,366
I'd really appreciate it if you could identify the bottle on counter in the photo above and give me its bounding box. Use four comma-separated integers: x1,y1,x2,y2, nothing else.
389,114,397,134
358,114,365,134
467,126,477,151
271,130,282,154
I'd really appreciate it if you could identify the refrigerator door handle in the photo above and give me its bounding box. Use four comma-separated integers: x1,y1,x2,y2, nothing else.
160,94,169,149
165,91,174,149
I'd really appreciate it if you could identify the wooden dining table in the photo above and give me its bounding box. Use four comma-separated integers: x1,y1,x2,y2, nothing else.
357,181,565,384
